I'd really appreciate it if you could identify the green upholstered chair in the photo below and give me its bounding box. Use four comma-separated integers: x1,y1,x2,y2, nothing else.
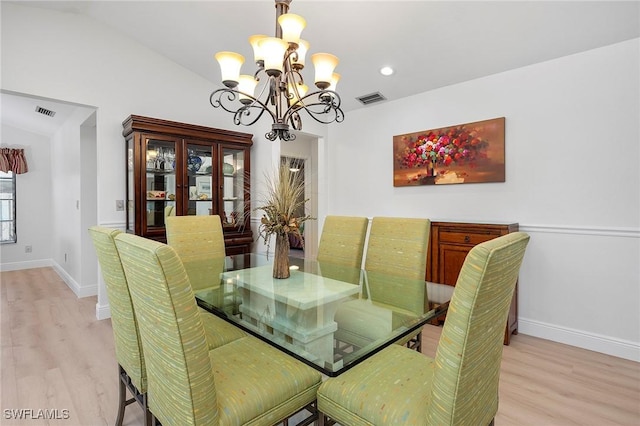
165,215,240,314
88,226,245,426
363,217,430,280
334,217,430,351
114,232,322,426
89,226,150,426
318,232,530,426
316,215,369,286
317,215,369,268
165,215,226,292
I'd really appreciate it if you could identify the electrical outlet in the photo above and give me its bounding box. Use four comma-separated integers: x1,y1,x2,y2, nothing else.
116,200,125,211
25,245,32,253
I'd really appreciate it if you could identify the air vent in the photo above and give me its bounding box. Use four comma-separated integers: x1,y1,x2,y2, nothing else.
35,106,56,117
356,92,387,105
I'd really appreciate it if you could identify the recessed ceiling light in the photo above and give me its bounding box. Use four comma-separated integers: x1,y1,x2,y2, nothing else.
380,66,394,76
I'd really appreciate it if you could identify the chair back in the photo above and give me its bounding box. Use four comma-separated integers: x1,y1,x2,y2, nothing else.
166,215,226,291
317,215,369,268
428,232,530,426
88,226,146,392
363,217,430,313
364,217,430,279
114,233,218,426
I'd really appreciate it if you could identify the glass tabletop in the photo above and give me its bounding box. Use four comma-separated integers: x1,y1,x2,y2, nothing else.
192,253,452,376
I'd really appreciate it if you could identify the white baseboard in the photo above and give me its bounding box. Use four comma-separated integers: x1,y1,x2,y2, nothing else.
0,259,52,271
96,302,111,320
51,261,97,298
518,318,640,362
1,259,98,298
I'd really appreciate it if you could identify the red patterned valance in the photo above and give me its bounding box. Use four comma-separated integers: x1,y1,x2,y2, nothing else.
0,148,28,174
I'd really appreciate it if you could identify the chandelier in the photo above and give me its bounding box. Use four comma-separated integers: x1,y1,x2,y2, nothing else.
210,0,344,142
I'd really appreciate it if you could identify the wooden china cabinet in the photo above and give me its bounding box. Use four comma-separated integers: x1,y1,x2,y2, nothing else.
426,221,519,345
122,115,253,254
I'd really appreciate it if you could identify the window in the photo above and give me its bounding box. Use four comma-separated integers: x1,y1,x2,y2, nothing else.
0,171,16,243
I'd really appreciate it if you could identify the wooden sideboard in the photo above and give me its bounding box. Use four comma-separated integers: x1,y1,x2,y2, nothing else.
426,221,519,345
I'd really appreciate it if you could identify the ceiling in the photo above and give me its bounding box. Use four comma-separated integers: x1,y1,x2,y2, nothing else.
2,0,639,136
1,92,85,137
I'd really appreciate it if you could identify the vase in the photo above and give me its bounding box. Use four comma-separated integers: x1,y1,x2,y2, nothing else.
222,162,235,176
273,233,291,279
427,161,437,177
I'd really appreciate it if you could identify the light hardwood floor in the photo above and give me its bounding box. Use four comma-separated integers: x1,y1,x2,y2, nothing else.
1,267,639,425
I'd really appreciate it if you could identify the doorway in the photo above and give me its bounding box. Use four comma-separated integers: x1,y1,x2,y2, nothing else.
281,156,306,258
280,131,318,259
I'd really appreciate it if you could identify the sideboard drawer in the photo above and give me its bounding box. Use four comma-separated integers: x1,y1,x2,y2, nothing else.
439,231,498,245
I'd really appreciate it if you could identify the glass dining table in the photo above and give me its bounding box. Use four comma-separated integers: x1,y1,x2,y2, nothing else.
192,253,453,377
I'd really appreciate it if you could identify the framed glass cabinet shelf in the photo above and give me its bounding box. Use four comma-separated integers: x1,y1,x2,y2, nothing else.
123,115,253,254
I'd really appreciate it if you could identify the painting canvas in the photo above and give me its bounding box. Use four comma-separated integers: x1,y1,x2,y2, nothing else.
393,117,505,186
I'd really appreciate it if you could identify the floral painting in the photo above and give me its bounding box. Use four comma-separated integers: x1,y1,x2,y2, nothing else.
393,117,505,186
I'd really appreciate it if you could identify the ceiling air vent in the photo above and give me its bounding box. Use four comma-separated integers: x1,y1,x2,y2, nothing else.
356,92,387,105
35,106,56,117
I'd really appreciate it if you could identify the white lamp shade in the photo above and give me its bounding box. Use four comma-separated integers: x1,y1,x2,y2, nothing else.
292,39,309,68
278,13,306,45
238,75,258,103
311,53,339,89
249,34,267,62
215,51,245,87
259,37,288,74
288,82,308,105
328,72,341,91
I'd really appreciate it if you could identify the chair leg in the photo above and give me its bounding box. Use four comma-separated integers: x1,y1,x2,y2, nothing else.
117,364,151,426
287,402,318,426
142,393,152,426
415,331,422,352
406,331,422,352
318,411,337,426
150,412,161,426
115,370,127,426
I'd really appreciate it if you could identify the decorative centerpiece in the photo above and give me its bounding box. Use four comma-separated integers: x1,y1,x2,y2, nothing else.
257,164,312,279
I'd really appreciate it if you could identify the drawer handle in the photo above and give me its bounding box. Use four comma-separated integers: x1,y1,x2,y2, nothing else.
464,235,471,243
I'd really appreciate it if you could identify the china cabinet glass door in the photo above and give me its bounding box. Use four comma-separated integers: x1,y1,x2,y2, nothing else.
185,143,215,217
144,138,177,230
221,147,246,228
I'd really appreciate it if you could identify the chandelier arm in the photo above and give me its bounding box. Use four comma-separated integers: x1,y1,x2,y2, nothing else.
293,89,343,110
288,110,303,131
232,105,268,127
210,88,278,126
283,48,299,69
282,90,345,125
284,69,305,102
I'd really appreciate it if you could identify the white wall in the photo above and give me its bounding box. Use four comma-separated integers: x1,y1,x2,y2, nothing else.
80,114,98,290
49,107,97,297
0,125,52,269
327,39,640,361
